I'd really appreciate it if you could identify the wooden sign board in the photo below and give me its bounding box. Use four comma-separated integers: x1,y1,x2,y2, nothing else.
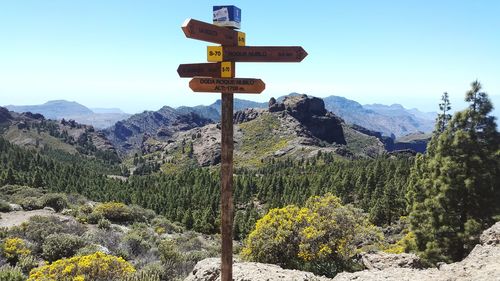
177,62,233,78
207,46,308,62
189,78,265,94
182,18,245,46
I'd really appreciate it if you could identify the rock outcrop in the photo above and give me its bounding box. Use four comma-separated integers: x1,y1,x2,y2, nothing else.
186,222,500,281
105,106,213,156
0,107,12,123
184,258,331,281
360,252,422,270
268,95,346,145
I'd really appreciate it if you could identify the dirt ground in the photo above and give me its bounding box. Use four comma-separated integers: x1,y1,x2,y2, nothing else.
0,209,69,228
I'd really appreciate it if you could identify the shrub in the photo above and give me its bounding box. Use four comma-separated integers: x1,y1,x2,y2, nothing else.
17,254,38,274
1,237,31,263
97,218,111,230
384,231,418,254
28,252,135,281
128,205,156,223
20,198,42,211
158,239,182,264
76,244,109,256
81,229,123,256
123,223,156,257
242,193,382,277
86,211,104,224
16,216,86,252
94,202,131,223
39,193,68,212
0,185,43,205
0,265,24,281
0,200,11,212
42,233,86,262
151,216,184,234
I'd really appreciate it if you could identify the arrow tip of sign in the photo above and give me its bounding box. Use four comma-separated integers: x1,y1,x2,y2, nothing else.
182,18,192,28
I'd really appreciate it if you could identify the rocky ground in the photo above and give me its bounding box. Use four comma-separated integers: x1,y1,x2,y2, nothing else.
185,222,500,281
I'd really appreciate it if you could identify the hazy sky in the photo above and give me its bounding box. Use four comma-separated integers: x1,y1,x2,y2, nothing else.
1,0,499,115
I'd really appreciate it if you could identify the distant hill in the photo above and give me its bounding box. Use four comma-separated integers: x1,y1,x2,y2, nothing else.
322,96,435,137
0,106,118,162
5,100,131,129
176,99,267,122
6,100,93,119
91,108,127,114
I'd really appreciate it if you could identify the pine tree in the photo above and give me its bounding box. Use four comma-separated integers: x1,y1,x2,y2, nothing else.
436,92,452,133
408,81,500,264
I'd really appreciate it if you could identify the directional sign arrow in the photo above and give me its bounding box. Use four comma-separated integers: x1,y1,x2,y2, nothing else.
189,78,265,94
177,62,234,78
207,46,308,62
182,18,245,46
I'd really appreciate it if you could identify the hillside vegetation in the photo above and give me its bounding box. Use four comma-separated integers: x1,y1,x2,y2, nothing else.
0,81,498,280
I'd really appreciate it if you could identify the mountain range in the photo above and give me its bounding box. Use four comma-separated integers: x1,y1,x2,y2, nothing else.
4,96,436,138
5,100,131,129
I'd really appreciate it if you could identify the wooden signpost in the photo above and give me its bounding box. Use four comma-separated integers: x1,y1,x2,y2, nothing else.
189,78,265,94
177,62,234,78
207,46,308,62
178,7,307,281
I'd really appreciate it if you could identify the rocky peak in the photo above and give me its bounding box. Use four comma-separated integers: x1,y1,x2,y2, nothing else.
267,95,346,145
282,94,327,120
0,107,13,123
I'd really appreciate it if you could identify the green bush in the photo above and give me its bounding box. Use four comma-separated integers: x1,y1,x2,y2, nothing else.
97,218,112,230
0,185,43,205
0,266,24,281
123,223,156,257
40,193,68,212
42,233,86,262
0,200,11,212
87,211,104,224
129,205,156,223
151,216,184,234
14,216,86,252
19,197,42,211
17,254,38,274
75,244,108,256
158,239,182,264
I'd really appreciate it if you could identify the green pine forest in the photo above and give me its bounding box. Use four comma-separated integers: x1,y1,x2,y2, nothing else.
0,81,499,277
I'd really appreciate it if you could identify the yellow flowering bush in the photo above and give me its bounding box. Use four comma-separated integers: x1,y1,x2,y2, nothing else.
28,251,136,281
2,237,31,262
94,202,132,222
384,231,417,254
242,193,382,277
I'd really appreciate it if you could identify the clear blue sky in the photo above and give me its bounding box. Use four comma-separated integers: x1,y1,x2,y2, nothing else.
1,0,499,115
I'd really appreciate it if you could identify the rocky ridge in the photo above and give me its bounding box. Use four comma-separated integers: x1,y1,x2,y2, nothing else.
141,94,357,169
185,222,500,281
105,106,213,156
0,107,116,156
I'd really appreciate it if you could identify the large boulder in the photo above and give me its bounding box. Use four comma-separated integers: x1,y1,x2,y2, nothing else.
184,258,331,281
361,252,422,270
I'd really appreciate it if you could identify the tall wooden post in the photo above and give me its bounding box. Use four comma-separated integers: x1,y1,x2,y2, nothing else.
220,91,234,281
179,9,306,280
